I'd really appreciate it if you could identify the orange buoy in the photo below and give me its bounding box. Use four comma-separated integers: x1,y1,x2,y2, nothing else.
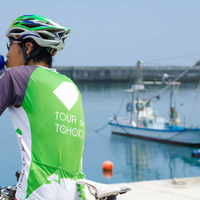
102,161,113,171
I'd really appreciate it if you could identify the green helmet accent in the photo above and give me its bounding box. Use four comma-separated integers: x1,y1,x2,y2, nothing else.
6,14,71,51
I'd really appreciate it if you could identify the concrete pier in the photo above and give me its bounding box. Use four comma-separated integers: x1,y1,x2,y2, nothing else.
56,65,200,82
116,176,200,200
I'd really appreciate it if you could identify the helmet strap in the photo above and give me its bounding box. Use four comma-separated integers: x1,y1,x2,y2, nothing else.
21,44,42,65
21,45,28,65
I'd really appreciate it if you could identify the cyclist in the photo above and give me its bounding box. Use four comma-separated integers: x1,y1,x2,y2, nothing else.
0,14,88,200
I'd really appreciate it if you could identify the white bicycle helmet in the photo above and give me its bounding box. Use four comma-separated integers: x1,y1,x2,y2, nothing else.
6,14,71,52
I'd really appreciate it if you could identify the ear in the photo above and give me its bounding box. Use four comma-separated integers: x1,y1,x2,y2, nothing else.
52,50,57,56
25,42,34,57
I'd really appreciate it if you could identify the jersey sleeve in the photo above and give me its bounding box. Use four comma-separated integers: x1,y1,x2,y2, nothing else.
0,66,37,115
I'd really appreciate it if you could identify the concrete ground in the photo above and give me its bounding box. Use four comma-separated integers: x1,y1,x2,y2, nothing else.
116,177,200,200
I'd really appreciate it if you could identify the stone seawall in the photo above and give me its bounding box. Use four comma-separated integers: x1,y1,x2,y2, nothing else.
56,66,200,82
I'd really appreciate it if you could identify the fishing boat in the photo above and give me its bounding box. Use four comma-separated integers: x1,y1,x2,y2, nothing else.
108,61,200,146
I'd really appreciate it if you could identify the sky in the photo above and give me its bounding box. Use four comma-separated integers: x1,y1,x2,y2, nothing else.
0,0,200,67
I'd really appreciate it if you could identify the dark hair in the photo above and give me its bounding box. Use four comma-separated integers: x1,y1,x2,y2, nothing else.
21,38,53,67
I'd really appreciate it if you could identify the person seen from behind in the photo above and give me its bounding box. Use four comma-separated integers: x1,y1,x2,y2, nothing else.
0,14,88,200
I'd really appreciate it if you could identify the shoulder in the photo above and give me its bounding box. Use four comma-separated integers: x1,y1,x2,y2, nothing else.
0,66,39,84
4,65,38,77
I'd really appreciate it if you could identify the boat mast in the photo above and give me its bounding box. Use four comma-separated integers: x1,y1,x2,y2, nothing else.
136,60,143,84
169,82,180,125
130,90,134,124
135,60,144,126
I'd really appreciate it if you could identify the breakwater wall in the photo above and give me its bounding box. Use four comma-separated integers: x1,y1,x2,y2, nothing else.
56,66,200,82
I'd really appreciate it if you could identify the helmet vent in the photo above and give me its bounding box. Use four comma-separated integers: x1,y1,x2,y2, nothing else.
23,18,35,21
58,32,65,38
21,23,41,28
9,29,24,33
37,32,50,39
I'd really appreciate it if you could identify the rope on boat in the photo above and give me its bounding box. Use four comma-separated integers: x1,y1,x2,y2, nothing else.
164,128,188,141
145,53,200,65
95,122,110,132
95,93,128,132
149,62,199,101
115,94,127,117
113,117,132,135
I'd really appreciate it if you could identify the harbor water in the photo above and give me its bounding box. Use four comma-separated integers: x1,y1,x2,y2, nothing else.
1,81,200,186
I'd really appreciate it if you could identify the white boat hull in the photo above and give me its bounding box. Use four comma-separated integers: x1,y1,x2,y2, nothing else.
109,119,200,146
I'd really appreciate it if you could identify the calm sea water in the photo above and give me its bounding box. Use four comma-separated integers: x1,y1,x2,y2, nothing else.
1,81,200,186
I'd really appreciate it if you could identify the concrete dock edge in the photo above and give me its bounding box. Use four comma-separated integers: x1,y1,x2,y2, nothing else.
116,176,200,200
